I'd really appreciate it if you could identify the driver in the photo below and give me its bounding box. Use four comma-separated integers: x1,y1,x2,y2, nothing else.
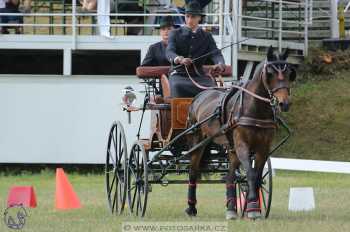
166,1,225,98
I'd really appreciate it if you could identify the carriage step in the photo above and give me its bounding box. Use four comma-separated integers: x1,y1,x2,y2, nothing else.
158,154,174,160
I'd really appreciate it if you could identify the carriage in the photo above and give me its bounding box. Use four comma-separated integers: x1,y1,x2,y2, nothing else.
104,64,292,218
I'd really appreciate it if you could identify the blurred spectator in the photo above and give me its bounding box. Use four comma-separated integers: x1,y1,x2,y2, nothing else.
0,0,31,34
185,0,211,8
80,0,96,11
0,0,8,33
79,0,144,35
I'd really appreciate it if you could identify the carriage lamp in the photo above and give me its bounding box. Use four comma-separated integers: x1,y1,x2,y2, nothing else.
121,86,137,124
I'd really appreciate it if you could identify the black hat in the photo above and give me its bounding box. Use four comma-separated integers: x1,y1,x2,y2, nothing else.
185,1,205,16
158,16,175,29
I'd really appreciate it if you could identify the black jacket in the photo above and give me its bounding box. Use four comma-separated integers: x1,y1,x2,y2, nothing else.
166,26,225,75
141,41,170,66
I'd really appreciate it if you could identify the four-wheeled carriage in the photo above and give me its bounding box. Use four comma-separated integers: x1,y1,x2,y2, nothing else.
104,65,288,218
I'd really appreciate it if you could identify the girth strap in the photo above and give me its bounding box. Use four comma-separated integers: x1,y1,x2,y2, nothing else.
235,116,277,129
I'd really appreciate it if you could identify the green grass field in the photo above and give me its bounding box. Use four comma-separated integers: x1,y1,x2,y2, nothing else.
275,71,350,161
1,171,350,232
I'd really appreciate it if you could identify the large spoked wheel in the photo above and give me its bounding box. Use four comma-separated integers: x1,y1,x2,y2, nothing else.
236,157,273,219
127,141,149,217
105,121,128,215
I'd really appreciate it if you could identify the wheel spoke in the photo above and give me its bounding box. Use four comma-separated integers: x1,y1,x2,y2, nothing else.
114,127,118,160
107,149,116,166
261,188,267,210
118,131,122,157
136,187,141,214
129,167,137,178
136,150,140,172
112,182,118,213
129,185,136,191
131,184,137,210
261,185,270,194
117,149,123,169
262,170,269,180
119,182,123,205
112,131,117,153
108,174,117,196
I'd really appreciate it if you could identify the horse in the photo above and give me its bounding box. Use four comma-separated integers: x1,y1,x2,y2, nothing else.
185,46,296,219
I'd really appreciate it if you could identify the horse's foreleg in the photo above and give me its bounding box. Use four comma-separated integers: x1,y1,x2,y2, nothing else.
235,142,260,219
226,149,240,220
185,147,205,217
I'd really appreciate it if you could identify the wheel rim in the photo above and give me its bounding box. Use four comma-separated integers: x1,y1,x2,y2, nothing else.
127,142,148,217
105,121,127,215
260,157,273,218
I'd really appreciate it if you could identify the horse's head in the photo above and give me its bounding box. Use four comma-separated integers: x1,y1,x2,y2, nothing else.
262,46,297,112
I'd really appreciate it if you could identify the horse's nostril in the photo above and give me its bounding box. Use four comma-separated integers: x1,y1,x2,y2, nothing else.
278,102,289,112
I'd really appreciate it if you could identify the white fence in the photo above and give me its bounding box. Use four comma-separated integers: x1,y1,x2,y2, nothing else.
271,158,350,174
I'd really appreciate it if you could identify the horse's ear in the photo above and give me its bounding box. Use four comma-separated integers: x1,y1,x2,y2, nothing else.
289,66,297,82
280,48,290,60
267,46,274,61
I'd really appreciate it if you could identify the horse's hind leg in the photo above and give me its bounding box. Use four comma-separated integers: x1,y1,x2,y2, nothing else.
185,145,205,217
225,149,240,220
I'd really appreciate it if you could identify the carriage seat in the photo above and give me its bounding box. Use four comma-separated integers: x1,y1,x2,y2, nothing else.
136,65,233,101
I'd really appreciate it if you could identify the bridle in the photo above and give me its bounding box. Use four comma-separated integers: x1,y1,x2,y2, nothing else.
261,60,291,106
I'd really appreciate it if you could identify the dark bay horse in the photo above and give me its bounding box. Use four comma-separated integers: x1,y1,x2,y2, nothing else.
185,47,296,219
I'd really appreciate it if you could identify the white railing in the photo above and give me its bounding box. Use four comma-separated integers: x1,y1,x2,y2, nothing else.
0,0,309,76
233,0,312,55
0,0,310,47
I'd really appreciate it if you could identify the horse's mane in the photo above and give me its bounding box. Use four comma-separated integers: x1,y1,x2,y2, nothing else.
252,60,265,80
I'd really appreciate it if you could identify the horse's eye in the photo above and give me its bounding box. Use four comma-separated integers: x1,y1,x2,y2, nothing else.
266,72,273,79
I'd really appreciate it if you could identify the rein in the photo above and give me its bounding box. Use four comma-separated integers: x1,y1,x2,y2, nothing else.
185,59,292,107
184,64,273,105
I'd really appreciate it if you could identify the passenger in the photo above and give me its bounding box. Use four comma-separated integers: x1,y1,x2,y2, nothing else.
141,16,176,66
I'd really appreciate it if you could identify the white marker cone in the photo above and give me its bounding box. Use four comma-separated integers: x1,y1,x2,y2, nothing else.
288,187,315,211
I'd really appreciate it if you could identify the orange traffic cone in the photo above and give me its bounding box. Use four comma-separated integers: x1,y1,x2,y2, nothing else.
55,168,82,210
236,190,264,211
259,189,264,209
236,192,246,211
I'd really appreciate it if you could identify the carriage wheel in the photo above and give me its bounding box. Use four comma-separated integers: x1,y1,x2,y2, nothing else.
105,121,128,215
236,157,273,219
260,157,273,218
127,141,149,217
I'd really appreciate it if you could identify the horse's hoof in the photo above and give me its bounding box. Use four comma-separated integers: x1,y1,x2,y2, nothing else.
185,207,197,217
225,210,238,220
247,211,261,220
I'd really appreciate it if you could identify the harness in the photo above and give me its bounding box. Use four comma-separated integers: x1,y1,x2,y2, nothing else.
188,60,292,137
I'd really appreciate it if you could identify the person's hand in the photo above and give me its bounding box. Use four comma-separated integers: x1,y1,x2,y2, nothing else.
176,57,192,66
213,63,226,73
